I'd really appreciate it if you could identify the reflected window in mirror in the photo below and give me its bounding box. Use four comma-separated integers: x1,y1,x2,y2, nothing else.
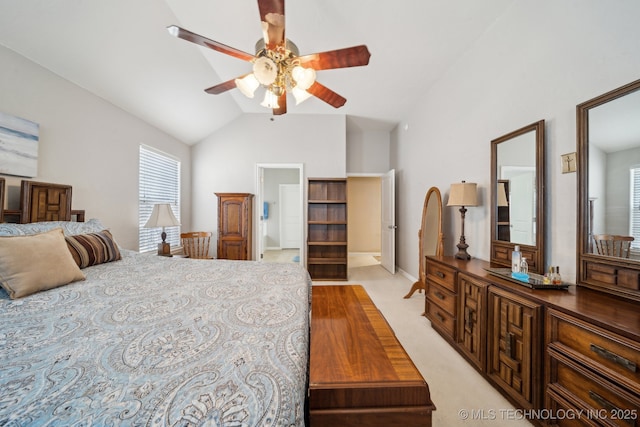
577,78,640,301
491,120,545,274
586,88,640,259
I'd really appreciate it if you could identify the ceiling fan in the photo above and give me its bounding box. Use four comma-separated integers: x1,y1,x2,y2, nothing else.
167,0,371,115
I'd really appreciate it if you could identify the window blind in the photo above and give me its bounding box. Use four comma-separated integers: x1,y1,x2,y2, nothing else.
139,145,181,252
630,167,640,249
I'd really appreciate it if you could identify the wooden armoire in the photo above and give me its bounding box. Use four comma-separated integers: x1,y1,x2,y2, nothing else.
216,193,253,260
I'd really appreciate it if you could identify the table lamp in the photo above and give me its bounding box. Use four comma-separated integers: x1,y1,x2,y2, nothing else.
144,203,180,256
447,181,478,260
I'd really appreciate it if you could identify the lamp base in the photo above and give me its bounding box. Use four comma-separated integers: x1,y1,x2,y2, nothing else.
158,242,172,257
454,237,471,260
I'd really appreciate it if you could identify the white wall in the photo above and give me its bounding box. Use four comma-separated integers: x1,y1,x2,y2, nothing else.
191,113,346,256
0,45,191,250
392,0,640,282
346,129,391,173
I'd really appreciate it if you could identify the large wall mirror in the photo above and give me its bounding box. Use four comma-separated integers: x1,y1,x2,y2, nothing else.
491,120,545,274
577,78,640,301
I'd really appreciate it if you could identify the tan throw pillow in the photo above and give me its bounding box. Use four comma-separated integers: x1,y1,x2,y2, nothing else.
0,228,86,299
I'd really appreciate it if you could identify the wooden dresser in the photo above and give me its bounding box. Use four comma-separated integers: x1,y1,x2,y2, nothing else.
310,285,435,426
425,256,640,426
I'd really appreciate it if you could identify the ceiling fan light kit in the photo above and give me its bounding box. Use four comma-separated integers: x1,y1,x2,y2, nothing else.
167,0,370,115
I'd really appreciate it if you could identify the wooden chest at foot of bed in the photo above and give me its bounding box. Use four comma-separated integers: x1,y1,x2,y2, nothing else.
309,285,435,426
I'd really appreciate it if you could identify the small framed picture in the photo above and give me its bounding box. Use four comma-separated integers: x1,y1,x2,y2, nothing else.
561,152,577,174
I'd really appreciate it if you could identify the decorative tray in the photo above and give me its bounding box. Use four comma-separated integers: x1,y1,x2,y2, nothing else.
486,268,570,290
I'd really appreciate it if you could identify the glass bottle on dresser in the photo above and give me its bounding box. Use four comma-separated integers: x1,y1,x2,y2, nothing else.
511,245,522,273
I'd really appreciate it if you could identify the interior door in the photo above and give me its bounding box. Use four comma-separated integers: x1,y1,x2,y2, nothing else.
381,169,396,273
509,171,535,245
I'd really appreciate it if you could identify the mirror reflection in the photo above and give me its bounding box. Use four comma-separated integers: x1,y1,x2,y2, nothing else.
495,132,537,246
491,120,544,274
587,88,640,260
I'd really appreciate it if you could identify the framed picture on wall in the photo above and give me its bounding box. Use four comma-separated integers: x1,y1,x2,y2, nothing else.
0,111,39,177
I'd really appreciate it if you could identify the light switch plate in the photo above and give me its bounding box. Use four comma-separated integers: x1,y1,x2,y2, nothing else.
561,152,577,173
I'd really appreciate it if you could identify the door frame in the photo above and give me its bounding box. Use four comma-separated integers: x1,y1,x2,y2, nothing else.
256,163,305,262
347,170,396,273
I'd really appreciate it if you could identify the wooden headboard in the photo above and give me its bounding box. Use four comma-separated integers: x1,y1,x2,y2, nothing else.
0,178,85,223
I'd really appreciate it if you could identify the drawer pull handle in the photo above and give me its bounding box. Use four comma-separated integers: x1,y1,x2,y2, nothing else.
436,312,445,322
588,391,633,426
435,271,445,279
434,291,445,300
465,307,474,330
590,343,637,373
505,332,515,359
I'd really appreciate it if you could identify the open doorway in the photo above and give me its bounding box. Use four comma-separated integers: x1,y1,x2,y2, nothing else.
256,163,304,264
347,170,395,274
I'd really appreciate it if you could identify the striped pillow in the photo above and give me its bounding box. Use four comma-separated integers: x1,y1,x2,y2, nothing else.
65,230,121,268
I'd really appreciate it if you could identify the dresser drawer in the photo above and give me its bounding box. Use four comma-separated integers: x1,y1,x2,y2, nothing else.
426,282,456,316
547,309,640,395
548,350,640,427
426,261,457,292
426,300,455,339
546,388,608,427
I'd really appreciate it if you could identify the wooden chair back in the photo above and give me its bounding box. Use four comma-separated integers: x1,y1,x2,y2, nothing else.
593,234,634,258
181,231,213,259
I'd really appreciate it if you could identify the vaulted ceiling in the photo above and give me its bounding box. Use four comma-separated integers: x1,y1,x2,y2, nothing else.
0,0,514,144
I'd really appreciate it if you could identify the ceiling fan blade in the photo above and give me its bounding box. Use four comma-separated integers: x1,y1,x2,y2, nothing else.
167,25,255,62
307,82,346,108
257,0,285,50
273,92,287,115
297,45,371,70
204,77,242,95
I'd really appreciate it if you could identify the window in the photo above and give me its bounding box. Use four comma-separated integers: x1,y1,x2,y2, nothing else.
139,145,181,252
630,166,640,249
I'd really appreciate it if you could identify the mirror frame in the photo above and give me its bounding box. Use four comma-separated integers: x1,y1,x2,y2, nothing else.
490,120,546,274
404,187,443,299
577,78,640,302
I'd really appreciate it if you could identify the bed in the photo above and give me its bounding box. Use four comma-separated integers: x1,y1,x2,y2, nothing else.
0,179,312,426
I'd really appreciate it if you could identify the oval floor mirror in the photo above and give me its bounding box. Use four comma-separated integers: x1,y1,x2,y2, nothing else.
404,187,444,299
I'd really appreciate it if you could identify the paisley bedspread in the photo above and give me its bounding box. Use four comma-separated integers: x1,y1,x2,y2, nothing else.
0,251,311,426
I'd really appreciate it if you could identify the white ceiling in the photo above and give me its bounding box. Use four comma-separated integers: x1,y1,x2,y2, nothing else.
0,0,515,144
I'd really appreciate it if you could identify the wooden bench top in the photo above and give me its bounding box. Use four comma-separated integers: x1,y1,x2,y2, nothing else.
309,285,435,426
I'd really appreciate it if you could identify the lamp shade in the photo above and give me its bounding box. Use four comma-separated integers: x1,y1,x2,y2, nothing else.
261,90,280,109
291,66,316,90
447,182,478,207
253,56,278,85
497,182,509,207
235,73,259,98
144,203,180,228
292,86,312,104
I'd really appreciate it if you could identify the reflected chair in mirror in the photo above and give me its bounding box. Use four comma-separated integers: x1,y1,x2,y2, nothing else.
593,234,634,258
404,187,443,300
181,232,213,259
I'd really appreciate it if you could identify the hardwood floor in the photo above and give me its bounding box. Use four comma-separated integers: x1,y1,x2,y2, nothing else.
314,255,533,426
